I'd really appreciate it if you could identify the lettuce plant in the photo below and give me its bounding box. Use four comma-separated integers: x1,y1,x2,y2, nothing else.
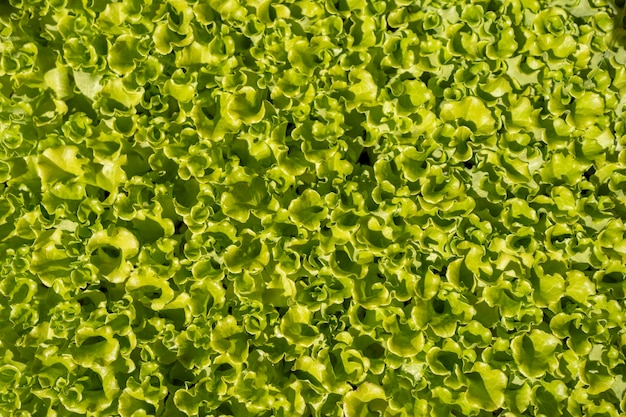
1,0,626,416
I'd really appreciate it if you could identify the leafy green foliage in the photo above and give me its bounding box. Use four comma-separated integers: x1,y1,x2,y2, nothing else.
1,0,626,416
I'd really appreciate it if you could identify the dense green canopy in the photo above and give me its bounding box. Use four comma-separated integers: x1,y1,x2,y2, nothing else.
1,0,626,416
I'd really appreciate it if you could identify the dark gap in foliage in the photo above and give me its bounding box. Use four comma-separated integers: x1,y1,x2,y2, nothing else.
514,186,532,201
167,97,180,119
464,159,475,170
320,394,343,416
432,298,445,314
390,251,405,263
285,122,296,137
173,179,200,208
386,20,398,32
77,297,97,313
486,0,502,12
274,306,287,317
96,283,109,294
169,363,196,385
613,0,626,49
128,347,143,366
614,203,626,222
343,18,354,33
583,165,596,181
199,102,216,120
293,369,318,386
40,204,53,220
215,403,233,415
344,110,366,137
513,235,531,249
137,403,158,416
142,82,158,101
536,210,549,228
551,233,572,244
235,34,253,51
295,184,307,195
90,245,121,275
66,94,99,121
123,151,152,178
612,364,626,383
231,139,252,166
287,145,300,158
289,18,307,36
357,148,373,166
534,96,548,116
392,216,405,227
534,178,550,196
215,363,233,373
148,157,178,184
335,249,355,272
278,222,298,237
355,305,367,322
265,3,278,21
370,64,393,89
602,271,625,283
433,265,447,276
542,310,553,325
362,341,385,359
431,179,448,194
148,288,162,299
383,66,397,79
541,260,566,275
398,73,416,82
160,310,187,330
177,234,187,256
572,262,592,272
85,185,111,202
475,302,500,328
174,220,186,234
81,336,106,346
560,296,579,312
